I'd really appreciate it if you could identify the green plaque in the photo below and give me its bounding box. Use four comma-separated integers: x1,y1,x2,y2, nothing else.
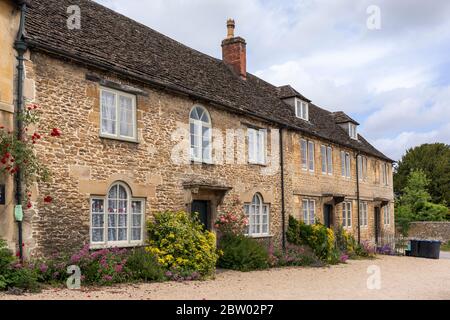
14,205,23,222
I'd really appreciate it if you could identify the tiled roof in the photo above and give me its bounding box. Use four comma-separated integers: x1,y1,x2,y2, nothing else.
23,0,392,162
331,111,360,125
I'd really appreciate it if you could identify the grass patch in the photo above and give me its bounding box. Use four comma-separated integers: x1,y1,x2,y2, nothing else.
441,241,450,252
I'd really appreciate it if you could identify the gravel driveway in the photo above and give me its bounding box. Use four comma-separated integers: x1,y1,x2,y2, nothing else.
1,255,450,300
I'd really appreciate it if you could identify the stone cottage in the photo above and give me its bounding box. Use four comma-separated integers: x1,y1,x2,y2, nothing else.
0,0,394,257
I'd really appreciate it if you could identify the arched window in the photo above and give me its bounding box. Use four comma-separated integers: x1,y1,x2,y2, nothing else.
90,182,144,247
189,105,212,162
244,193,269,236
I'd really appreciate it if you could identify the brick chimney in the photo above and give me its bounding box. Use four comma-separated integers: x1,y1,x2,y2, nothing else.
221,19,247,79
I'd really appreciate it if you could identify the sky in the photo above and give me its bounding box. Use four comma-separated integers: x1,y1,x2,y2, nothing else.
95,0,450,160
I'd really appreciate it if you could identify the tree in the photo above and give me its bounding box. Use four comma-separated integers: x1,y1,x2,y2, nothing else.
394,143,450,205
396,170,449,235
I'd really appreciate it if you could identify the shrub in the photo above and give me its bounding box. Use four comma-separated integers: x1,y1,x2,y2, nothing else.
0,240,40,292
125,248,165,282
217,234,269,271
268,243,322,267
146,211,219,278
287,216,335,263
214,211,248,237
69,245,131,285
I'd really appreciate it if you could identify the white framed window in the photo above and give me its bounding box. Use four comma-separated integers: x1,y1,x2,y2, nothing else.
341,151,351,178
300,139,308,170
302,199,316,225
244,193,269,236
321,145,333,175
349,123,357,140
359,201,368,227
248,128,266,165
190,105,212,163
342,201,352,228
381,163,389,186
357,155,368,181
90,182,144,247
295,98,309,121
100,88,137,141
383,205,390,225
308,141,315,172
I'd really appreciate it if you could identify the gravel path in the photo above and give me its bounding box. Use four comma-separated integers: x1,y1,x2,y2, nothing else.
1,255,450,300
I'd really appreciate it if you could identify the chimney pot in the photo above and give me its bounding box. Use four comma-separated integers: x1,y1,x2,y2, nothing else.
226,18,235,38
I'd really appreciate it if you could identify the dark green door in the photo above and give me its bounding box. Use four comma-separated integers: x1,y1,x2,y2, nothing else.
191,200,209,230
375,207,381,244
324,204,333,228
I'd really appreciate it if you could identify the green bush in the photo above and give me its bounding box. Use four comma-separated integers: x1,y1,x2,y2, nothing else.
287,216,335,263
147,211,219,278
217,234,269,271
125,248,165,282
0,240,40,292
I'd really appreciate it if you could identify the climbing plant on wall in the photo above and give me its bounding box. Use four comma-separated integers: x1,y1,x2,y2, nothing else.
0,102,61,208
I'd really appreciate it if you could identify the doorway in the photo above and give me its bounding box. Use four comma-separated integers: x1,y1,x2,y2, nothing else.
374,207,381,244
324,204,333,228
191,200,210,230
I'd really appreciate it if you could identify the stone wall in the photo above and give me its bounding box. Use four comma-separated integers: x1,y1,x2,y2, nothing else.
0,0,19,251
407,222,450,242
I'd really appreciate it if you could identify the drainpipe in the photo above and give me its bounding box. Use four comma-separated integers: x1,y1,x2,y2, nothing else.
279,127,286,252
355,152,361,244
14,1,28,261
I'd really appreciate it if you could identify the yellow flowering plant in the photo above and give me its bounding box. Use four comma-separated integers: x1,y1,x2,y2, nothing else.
146,211,219,278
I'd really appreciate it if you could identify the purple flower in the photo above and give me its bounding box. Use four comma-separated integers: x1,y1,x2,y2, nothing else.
165,271,173,277
114,264,123,273
102,275,113,282
39,263,49,273
340,254,349,263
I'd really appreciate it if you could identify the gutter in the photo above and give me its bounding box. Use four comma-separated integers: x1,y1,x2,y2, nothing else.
279,127,286,252
14,1,28,261
355,152,361,244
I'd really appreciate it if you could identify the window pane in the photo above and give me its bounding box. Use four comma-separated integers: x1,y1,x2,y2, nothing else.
118,228,127,241
131,228,141,241
132,214,142,227
118,214,127,227
91,199,104,213
92,214,104,228
341,152,345,176
321,146,327,173
119,96,134,137
92,229,103,243
108,228,117,241
301,140,307,169
132,201,142,214
308,142,314,171
248,129,255,163
108,214,117,227
101,91,116,135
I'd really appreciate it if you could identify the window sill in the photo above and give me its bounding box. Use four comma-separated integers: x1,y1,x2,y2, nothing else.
247,234,273,239
90,242,144,250
99,134,139,144
191,160,214,166
248,162,267,167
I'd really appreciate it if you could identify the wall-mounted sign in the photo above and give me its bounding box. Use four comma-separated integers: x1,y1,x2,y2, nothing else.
0,184,4,205
14,205,23,222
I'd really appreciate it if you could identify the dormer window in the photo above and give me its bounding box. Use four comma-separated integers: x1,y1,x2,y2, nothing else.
349,123,357,140
295,98,309,121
